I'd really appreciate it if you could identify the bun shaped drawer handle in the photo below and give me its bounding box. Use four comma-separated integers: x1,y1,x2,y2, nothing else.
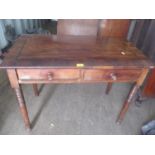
110,73,117,81
47,72,53,80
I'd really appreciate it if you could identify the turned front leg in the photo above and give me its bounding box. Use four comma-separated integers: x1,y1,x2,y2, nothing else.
7,69,31,130
117,69,149,124
14,86,31,130
117,84,139,123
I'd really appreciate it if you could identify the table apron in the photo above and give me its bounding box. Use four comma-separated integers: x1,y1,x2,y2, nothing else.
16,68,142,84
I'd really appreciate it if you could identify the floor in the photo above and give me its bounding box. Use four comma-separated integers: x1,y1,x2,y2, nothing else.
0,70,155,135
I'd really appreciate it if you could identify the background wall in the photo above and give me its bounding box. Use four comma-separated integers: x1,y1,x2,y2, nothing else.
0,19,42,50
130,19,155,61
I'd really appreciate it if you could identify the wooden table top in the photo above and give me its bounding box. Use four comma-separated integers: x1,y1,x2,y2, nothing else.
1,34,154,69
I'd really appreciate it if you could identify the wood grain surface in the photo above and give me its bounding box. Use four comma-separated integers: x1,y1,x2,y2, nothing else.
1,35,153,69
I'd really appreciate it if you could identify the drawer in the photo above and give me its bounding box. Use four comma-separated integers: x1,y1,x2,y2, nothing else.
17,69,80,81
83,69,142,82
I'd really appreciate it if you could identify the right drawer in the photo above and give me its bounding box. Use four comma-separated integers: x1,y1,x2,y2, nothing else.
83,69,142,82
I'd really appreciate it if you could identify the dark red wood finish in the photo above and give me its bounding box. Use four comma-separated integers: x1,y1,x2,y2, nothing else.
3,35,152,69
1,34,153,129
57,19,131,96
1,33,153,130
57,19,99,36
98,19,130,39
142,69,155,97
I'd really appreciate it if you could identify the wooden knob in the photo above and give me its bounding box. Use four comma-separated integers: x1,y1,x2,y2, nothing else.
110,73,117,80
47,72,53,80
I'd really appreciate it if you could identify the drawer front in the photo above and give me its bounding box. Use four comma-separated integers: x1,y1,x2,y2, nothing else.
83,69,142,82
17,69,80,81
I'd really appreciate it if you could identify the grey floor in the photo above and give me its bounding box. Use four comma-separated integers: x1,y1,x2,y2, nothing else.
0,70,155,135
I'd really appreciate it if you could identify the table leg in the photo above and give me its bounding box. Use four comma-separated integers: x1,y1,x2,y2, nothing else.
116,84,139,124
105,82,113,94
117,68,149,124
14,85,31,130
32,84,39,96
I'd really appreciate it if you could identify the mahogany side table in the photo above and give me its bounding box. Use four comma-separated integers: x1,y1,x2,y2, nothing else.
1,34,153,130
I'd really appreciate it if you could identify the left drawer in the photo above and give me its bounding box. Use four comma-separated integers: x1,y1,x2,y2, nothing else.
17,69,80,81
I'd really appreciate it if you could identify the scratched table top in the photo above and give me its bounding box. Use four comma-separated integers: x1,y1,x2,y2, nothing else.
1,34,154,69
